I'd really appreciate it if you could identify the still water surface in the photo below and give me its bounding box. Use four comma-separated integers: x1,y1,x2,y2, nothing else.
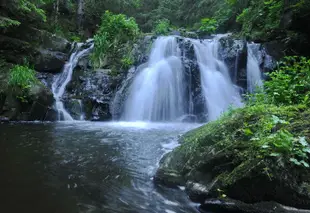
0,122,206,213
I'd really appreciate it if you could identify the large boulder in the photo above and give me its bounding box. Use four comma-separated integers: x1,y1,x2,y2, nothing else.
1,83,56,121
154,104,310,212
63,60,119,121
219,37,248,89
1,26,71,73
34,49,68,73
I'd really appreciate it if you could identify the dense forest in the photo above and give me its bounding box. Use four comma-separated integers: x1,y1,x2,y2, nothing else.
1,1,310,213
1,0,310,41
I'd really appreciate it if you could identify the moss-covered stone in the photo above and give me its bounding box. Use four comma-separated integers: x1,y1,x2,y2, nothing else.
155,104,310,210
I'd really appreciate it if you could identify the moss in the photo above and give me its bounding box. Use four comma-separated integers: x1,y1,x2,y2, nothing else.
156,103,310,208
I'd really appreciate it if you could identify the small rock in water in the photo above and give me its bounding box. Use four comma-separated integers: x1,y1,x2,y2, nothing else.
200,199,310,213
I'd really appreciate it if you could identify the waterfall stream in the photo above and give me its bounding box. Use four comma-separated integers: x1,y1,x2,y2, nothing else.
122,37,186,121
50,35,266,123
52,42,93,121
190,37,242,121
121,35,244,122
247,43,263,92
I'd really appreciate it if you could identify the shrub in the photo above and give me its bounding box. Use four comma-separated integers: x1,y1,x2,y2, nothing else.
8,64,37,101
198,18,218,34
265,56,310,105
236,0,283,39
92,11,139,68
153,19,170,35
121,56,134,69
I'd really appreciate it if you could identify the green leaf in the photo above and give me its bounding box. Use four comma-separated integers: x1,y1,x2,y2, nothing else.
270,153,280,157
298,137,309,147
302,147,310,154
244,128,253,136
300,160,310,168
290,158,301,166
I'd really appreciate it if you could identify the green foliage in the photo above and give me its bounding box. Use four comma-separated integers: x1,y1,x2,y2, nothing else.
252,115,310,168
121,56,134,69
198,18,218,34
153,19,171,35
236,0,283,39
265,56,310,105
0,17,21,28
8,64,38,102
18,0,47,22
92,11,139,68
1,0,47,30
70,35,82,42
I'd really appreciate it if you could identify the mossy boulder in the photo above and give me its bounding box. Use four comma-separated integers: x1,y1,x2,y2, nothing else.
0,62,56,121
155,104,310,211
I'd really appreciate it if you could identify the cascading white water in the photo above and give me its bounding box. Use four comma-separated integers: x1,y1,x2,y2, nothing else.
77,99,85,120
247,43,263,92
52,42,93,121
122,37,185,121
191,36,242,121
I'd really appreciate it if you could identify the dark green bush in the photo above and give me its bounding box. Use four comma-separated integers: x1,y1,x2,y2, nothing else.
198,18,218,34
92,11,140,68
265,56,310,105
153,19,171,35
8,64,38,102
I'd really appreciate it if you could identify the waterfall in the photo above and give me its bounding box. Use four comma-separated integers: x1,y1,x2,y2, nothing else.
247,43,263,92
77,99,85,120
52,42,93,121
122,37,186,121
119,35,243,122
190,37,242,121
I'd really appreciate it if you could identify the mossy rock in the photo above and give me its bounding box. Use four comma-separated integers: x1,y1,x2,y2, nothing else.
155,104,310,210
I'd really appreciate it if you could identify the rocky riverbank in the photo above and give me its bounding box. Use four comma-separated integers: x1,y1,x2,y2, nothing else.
154,104,310,212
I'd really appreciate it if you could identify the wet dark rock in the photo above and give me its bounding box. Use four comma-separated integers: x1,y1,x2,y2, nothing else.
263,41,286,61
170,30,181,36
36,72,55,88
201,199,310,213
64,99,84,120
64,62,117,121
1,27,71,66
0,35,35,64
0,116,9,123
186,181,212,203
34,49,68,73
179,38,206,119
0,84,56,121
180,115,198,123
219,37,248,88
131,35,156,65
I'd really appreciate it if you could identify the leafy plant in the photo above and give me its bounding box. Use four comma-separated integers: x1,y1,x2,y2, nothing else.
265,56,310,105
153,19,171,35
92,11,140,68
0,17,21,28
121,56,134,69
8,64,38,102
70,35,82,42
198,18,218,34
236,0,284,40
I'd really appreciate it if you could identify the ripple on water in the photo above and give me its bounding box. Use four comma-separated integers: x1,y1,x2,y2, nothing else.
0,122,201,213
